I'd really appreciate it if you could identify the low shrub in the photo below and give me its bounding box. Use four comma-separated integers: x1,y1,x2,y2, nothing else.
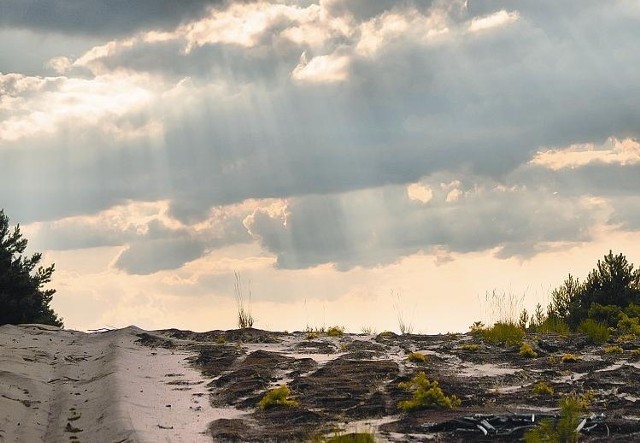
481,322,525,346
531,381,554,396
460,343,481,352
469,321,485,336
536,317,571,335
398,372,460,411
519,342,538,358
561,353,580,363
326,433,375,443
630,349,640,359
258,385,299,409
326,326,345,337
524,395,586,443
578,319,610,344
617,314,640,336
603,345,624,354
407,352,428,363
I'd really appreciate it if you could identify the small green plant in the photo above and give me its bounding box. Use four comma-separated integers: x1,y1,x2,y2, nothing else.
326,433,375,443
469,321,485,336
461,343,481,352
398,372,461,411
578,319,610,344
631,349,640,358
561,353,580,363
215,335,226,344
326,326,345,337
258,385,299,409
603,345,624,354
519,342,538,358
536,317,571,335
407,351,428,363
524,395,586,443
360,326,376,335
547,355,559,364
481,322,525,346
305,330,321,340
531,381,554,396
312,432,376,443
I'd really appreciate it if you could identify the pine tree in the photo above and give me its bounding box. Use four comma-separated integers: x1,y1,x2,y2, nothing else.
0,209,62,326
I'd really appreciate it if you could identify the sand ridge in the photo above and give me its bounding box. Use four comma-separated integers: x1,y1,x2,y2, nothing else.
0,324,240,442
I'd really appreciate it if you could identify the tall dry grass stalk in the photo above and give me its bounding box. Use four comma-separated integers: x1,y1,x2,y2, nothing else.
234,271,254,329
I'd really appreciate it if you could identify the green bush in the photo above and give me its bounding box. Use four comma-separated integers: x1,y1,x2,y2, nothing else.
561,353,580,363
407,352,428,363
524,395,585,443
519,342,538,358
325,433,375,443
617,314,640,336
481,322,525,346
398,372,460,411
603,345,624,354
326,326,345,337
578,319,610,344
536,317,571,335
531,381,554,396
460,343,481,352
258,385,299,409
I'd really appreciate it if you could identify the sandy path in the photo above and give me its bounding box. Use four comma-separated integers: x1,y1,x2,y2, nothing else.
0,325,243,442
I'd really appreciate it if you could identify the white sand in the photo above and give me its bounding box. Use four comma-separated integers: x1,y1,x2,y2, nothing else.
0,325,245,442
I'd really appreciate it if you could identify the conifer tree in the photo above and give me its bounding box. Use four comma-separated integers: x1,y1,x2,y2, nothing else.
0,209,62,326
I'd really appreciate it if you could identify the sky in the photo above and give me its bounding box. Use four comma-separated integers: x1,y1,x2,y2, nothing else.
2,0,640,333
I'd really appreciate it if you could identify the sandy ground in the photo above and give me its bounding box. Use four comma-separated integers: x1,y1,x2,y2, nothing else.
0,324,243,443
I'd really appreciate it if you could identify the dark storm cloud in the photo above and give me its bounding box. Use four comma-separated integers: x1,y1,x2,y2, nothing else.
115,237,205,275
245,181,598,270
0,0,222,36
3,0,640,272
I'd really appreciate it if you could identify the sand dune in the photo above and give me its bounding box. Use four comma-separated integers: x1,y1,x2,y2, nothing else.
0,325,240,442
3,325,640,441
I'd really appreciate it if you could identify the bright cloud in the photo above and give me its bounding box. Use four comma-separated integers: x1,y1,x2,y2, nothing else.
531,137,640,170
468,10,520,33
0,72,156,143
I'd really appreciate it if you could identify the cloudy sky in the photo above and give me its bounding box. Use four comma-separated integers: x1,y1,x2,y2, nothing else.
2,0,640,333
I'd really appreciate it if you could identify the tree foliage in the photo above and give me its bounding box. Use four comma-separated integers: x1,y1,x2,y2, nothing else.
0,209,62,326
549,251,640,329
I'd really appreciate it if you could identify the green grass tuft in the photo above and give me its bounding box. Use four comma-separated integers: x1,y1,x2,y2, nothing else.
519,342,538,358
531,381,554,396
481,322,525,346
398,372,461,411
258,385,299,410
326,326,345,337
407,351,428,363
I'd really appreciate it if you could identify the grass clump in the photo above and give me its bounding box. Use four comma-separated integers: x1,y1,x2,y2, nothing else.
407,351,428,363
631,349,640,359
398,372,460,411
524,395,586,443
519,342,538,358
257,385,299,410
481,322,525,346
234,272,254,329
460,343,481,352
326,326,345,337
578,319,610,344
325,433,375,443
603,345,624,354
561,353,580,363
531,381,554,396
